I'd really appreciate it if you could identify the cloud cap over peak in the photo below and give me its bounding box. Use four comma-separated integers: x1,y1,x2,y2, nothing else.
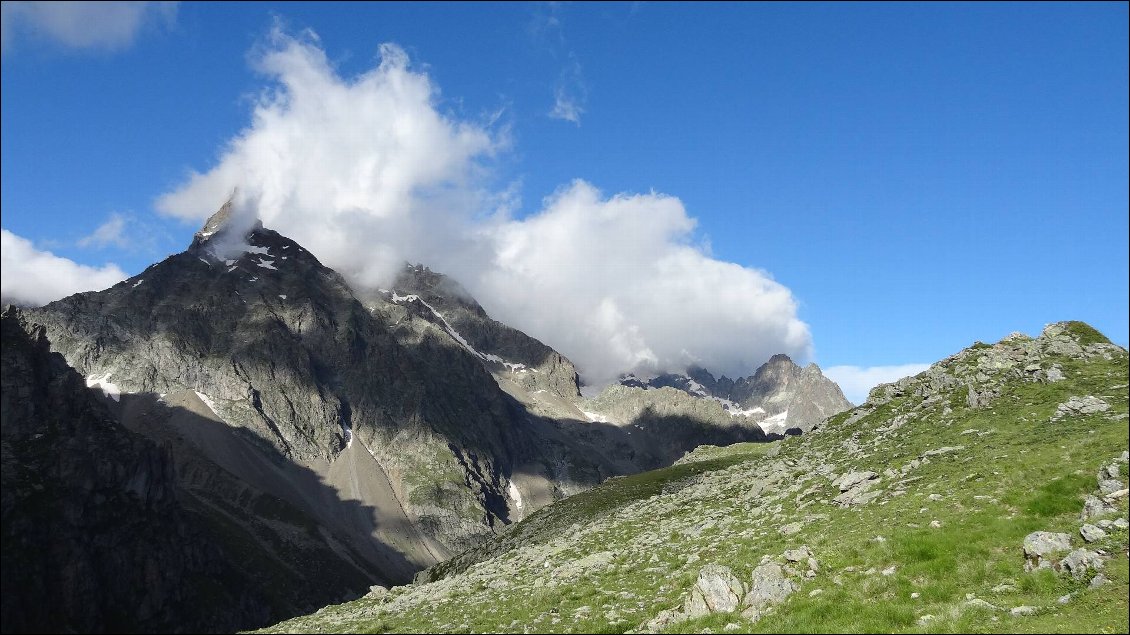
157,28,813,388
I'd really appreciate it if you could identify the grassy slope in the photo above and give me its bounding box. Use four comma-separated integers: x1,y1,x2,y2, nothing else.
260,324,1129,634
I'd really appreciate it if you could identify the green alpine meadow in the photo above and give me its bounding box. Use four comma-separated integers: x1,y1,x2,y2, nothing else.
260,322,1129,634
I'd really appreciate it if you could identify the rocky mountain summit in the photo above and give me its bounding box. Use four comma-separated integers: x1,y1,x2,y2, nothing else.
6,204,843,631
618,354,852,435
261,321,1129,634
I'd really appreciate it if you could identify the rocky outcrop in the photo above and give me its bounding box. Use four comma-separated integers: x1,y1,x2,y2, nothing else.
0,307,266,633
620,355,852,435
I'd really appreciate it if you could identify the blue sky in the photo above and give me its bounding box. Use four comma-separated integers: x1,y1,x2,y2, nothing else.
2,2,1127,402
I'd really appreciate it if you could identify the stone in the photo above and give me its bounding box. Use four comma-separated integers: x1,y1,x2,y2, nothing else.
1089,574,1108,588
779,522,803,536
966,598,1001,611
1113,518,1128,530
928,493,944,501
1060,548,1105,580
1057,594,1072,605
930,520,942,528
835,471,878,492
1081,495,1114,520
366,585,389,599
1080,524,1107,543
882,565,897,576
911,592,920,599
685,564,745,617
1103,464,1121,479
1053,396,1110,419
783,546,812,563
742,563,797,619
1022,531,1072,570
1010,606,1038,617
1098,479,1124,495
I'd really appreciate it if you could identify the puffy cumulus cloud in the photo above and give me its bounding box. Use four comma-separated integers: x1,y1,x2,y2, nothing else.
824,363,933,406
1,1,177,54
157,28,502,290
1,229,127,306
157,30,812,388
480,181,811,385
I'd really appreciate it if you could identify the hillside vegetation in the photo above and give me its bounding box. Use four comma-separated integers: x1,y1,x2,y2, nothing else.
261,321,1129,634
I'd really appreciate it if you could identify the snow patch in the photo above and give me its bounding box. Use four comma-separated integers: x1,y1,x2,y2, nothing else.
392,292,531,371
255,258,277,270
759,410,790,434
132,279,144,288
685,379,709,397
508,481,524,511
582,410,610,423
85,373,121,402
197,257,211,266
246,245,270,255
194,390,220,417
278,294,287,300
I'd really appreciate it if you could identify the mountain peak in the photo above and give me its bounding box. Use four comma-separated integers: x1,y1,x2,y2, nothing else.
193,195,263,246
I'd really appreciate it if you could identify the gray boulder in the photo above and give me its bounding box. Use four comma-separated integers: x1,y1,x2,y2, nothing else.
742,563,797,620
1080,524,1107,543
685,565,745,617
1053,396,1110,419
1022,531,1072,570
1060,548,1105,580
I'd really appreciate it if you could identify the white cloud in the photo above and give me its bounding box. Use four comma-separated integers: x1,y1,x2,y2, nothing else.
78,212,130,249
157,30,812,387
1,1,176,54
1,229,127,306
824,363,933,406
549,57,586,125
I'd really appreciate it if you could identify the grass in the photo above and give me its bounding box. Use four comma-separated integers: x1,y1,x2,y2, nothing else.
257,327,1130,635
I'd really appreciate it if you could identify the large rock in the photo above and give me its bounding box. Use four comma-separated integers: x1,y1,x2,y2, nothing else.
685,565,745,617
1022,531,1072,571
742,563,797,620
1054,396,1111,419
1060,549,1105,580
834,471,877,492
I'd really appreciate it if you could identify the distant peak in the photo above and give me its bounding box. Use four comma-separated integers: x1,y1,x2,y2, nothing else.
194,193,262,243
767,353,795,364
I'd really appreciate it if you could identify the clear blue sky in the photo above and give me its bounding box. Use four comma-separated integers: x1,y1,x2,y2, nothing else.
2,2,1127,401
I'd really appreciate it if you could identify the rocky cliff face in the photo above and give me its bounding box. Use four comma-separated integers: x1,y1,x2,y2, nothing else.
617,354,852,435
17,205,795,605
0,307,266,633
11,203,844,631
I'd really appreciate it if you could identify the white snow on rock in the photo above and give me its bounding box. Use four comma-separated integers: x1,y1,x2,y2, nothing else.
278,294,287,300
132,279,144,288
246,245,270,255
256,258,277,270
582,410,610,423
193,390,220,417
508,481,524,511
759,410,790,434
389,291,533,372
85,373,121,402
